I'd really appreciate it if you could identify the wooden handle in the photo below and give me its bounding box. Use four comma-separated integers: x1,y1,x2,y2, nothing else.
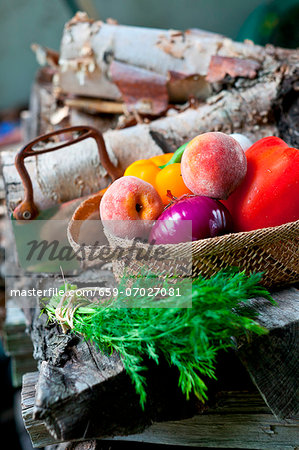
13,126,122,220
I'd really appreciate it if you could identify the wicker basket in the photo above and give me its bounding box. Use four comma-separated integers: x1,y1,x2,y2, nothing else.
67,190,299,288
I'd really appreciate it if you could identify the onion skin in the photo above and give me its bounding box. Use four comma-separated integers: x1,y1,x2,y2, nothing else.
149,195,232,245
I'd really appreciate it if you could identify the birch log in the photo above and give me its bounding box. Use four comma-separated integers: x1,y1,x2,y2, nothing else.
57,12,266,108
23,13,299,207
57,13,298,125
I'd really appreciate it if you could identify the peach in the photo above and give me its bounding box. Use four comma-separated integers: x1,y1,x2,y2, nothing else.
181,132,247,200
100,176,164,239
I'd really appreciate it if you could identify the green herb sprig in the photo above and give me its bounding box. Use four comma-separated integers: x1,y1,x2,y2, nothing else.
44,270,273,409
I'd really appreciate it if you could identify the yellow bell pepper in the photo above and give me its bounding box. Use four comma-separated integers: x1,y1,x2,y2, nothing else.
149,153,174,166
155,163,192,204
124,152,191,205
124,159,161,187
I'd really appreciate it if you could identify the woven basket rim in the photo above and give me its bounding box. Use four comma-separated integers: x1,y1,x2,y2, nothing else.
104,220,299,256
67,189,299,258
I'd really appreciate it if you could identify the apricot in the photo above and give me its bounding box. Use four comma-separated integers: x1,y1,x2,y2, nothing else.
181,132,247,200
100,176,164,239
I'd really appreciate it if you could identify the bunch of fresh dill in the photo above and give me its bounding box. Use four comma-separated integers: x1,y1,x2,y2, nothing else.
44,270,273,409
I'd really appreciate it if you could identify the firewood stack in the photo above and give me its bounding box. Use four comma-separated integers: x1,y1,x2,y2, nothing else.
24,11,299,209
1,11,298,449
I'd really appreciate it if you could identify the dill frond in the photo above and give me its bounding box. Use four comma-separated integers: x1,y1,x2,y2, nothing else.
43,270,273,409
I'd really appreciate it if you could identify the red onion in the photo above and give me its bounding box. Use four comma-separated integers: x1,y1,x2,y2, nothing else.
149,195,232,244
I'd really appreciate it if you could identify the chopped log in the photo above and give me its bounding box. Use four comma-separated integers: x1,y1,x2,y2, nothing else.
28,302,197,444
56,13,298,144
69,105,119,132
1,143,114,213
28,66,58,140
31,44,59,68
0,122,159,214
57,13,268,109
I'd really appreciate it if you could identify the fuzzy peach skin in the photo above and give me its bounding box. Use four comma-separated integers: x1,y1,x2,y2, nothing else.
181,132,247,200
100,176,164,239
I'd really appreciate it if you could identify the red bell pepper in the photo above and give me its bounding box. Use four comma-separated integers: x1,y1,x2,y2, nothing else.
224,136,299,232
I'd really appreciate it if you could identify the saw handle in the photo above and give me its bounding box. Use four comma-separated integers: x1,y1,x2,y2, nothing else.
13,126,122,220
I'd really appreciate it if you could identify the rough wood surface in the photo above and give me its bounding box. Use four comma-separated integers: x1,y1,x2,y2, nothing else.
28,306,197,444
22,371,56,448
112,413,298,450
20,287,299,448
22,270,196,445
238,288,299,420
0,126,159,214
111,413,299,449
23,371,299,449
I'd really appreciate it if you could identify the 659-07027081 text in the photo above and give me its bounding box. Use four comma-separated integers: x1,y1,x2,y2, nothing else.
9,286,182,298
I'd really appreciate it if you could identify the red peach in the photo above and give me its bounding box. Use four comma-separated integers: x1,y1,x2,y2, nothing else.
100,176,164,239
181,132,247,200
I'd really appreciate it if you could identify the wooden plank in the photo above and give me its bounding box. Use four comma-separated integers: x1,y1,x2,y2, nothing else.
238,288,299,420
111,413,299,449
23,371,299,449
22,372,56,448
